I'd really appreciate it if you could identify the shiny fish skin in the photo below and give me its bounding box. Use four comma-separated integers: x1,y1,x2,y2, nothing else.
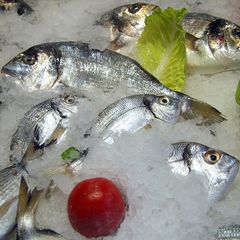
168,142,239,203
86,94,181,143
0,0,33,15
10,94,79,165
99,3,240,74
16,177,65,240
216,225,240,239
1,41,225,124
0,164,28,239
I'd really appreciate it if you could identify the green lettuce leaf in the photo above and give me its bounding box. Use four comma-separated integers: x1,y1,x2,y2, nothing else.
235,80,240,105
61,146,81,161
135,7,187,91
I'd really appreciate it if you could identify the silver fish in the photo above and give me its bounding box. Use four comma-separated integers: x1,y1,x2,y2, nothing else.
86,94,181,144
99,3,240,74
0,164,28,239
216,225,240,239
98,2,157,50
0,0,33,15
1,41,225,124
10,93,79,165
168,142,239,203
16,177,65,240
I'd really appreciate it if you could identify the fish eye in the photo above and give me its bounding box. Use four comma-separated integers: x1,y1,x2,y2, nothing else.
128,4,142,14
159,96,170,105
22,54,37,65
203,150,222,164
64,95,76,104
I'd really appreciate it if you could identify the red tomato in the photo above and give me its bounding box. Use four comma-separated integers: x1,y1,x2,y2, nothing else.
67,177,126,238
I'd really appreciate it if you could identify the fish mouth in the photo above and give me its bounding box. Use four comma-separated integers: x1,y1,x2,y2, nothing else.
1,64,19,78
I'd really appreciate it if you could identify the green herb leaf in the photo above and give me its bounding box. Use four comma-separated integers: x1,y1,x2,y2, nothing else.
235,80,240,105
135,7,187,91
61,147,81,161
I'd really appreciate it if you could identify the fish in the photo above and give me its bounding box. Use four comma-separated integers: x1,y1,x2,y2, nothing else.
216,225,240,239
97,2,157,50
168,142,239,203
10,93,79,165
0,0,33,15
1,41,225,124
0,163,28,239
16,177,65,240
98,3,240,74
85,94,181,144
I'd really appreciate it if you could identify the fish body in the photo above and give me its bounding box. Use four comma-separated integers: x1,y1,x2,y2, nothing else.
16,177,65,240
86,94,181,143
0,0,33,15
168,142,239,203
10,94,79,164
1,42,225,124
216,225,240,239
0,164,28,239
98,3,240,74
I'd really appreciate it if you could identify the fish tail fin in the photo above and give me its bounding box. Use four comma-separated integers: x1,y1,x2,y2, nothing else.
17,177,45,237
182,97,226,124
45,148,89,177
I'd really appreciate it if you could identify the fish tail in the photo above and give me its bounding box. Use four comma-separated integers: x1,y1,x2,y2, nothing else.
17,177,45,237
182,97,226,124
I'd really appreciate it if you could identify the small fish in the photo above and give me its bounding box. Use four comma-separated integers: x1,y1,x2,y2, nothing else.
99,3,240,73
168,142,239,203
1,41,225,124
10,93,79,165
86,94,181,144
0,0,33,15
216,225,240,239
0,164,28,239
98,2,157,50
16,177,65,240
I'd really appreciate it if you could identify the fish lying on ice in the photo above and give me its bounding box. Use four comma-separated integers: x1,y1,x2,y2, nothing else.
85,94,181,144
1,42,225,123
10,93,79,165
16,177,66,240
98,2,240,74
168,142,239,203
216,225,240,239
0,0,33,15
0,164,28,239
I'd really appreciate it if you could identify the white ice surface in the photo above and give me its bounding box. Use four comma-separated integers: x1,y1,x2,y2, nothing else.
1,0,240,240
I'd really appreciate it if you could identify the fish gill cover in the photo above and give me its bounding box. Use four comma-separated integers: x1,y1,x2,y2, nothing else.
135,7,187,91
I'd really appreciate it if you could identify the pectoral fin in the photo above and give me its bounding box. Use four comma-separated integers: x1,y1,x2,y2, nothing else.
185,32,199,51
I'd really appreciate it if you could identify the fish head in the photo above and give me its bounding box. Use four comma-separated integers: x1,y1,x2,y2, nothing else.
207,19,240,65
143,95,182,123
169,142,239,202
1,45,60,90
98,3,157,38
58,93,80,116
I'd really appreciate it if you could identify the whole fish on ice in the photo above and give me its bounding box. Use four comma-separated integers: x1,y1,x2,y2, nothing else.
0,164,28,239
0,0,33,15
168,142,239,203
85,94,181,144
1,42,225,123
98,2,240,74
16,177,66,240
10,93,79,165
